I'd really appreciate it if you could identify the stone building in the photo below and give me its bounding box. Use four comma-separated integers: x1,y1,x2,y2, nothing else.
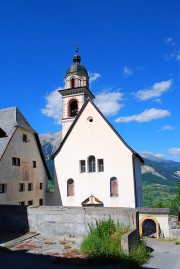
52,50,144,208
0,107,50,205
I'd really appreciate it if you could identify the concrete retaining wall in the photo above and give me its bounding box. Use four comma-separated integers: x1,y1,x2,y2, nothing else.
121,228,139,253
0,205,138,237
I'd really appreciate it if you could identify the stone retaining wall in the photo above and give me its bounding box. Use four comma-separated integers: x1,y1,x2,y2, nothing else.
0,205,138,237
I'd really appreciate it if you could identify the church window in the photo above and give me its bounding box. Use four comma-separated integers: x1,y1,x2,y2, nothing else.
40,183,43,190
110,177,118,197
23,134,30,142
69,99,78,117
88,155,96,173
80,160,86,173
70,78,75,88
98,159,104,172
87,116,93,122
33,161,36,168
67,178,74,196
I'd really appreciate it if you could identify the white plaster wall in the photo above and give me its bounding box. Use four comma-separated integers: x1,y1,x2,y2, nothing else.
0,128,48,205
139,214,170,238
54,101,141,208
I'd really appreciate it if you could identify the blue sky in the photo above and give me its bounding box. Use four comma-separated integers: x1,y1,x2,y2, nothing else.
0,0,180,161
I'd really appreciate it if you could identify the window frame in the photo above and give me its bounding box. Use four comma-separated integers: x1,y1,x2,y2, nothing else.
19,183,25,192
98,159,104,172
28,183,33,191
67,178,74,196
80,160,86,173
28,200,33,206
88,155,96,173
110,177,118,197
33,161,36,168
12,157,20,166
0,184,6,193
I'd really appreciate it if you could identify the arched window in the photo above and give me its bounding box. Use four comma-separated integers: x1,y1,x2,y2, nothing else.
88,155,96,172
110,177,118,197
69,99,78,117
70,78,75,88
67,179,74,196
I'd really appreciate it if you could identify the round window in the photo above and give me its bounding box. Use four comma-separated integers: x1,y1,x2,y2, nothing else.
87,116,93,122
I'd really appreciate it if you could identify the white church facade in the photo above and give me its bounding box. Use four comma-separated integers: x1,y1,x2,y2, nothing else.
52,50,144,208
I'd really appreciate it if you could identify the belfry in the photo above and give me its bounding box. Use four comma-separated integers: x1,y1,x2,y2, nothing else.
59,49,95,139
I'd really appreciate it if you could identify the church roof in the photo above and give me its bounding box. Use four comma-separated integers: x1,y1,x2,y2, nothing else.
65,49,88,78
51,99,144,164
0,107,51,178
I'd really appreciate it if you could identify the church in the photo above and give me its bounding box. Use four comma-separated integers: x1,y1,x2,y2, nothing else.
52,50,144,208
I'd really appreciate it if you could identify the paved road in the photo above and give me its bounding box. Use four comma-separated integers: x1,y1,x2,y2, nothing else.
141,238,180,269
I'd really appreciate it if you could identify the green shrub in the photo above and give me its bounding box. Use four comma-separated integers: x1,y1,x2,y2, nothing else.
129,240,151,264
81,218,129,259
81,218,151,266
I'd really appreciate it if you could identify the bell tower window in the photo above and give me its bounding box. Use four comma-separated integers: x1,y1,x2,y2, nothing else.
69,99,78,117
70,78,75,88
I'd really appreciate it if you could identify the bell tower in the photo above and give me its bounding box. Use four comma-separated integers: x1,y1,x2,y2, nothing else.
59,49,95,139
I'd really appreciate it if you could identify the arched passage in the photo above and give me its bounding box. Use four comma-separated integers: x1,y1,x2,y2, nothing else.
139,216,159,238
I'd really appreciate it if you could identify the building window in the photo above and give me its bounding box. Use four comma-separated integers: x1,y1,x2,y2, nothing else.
80,160,86,173
0,184,6,193
33,161,36,168
28,200,33,206
88,155,96,173
67,179,74,196
19,201,25,205
39,199,43,206
98,159,104,172
69,99,78,117
110,177,118,197
23,134,29,142
12,157,20,166
19,183,25,192
40,183,43,190
28,183,33,191
70,78,75,88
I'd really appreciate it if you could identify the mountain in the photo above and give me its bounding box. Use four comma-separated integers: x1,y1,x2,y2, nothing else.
39,130,62,179
39,131,180,206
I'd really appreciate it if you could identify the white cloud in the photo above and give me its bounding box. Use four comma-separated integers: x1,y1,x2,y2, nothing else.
156,125,175,132
41,87,62,125
161,125,174,131
88,72,101,83
122,66,133,76
165,37,176,46
176,51,180,63
95,91,124,116
115,108,171,123
133,80,172,101
168,148,180,155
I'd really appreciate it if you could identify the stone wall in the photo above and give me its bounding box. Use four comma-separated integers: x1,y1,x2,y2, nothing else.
0,205,138,237
169,229,180,239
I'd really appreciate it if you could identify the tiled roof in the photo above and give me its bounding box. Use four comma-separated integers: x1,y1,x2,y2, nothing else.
0,107,36,159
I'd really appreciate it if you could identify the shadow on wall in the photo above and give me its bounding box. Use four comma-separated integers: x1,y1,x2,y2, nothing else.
0,205,29,233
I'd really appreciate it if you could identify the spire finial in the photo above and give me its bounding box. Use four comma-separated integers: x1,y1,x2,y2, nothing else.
73,48,81,63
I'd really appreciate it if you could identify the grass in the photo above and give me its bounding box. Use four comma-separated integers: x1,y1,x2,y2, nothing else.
80,218,151,266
